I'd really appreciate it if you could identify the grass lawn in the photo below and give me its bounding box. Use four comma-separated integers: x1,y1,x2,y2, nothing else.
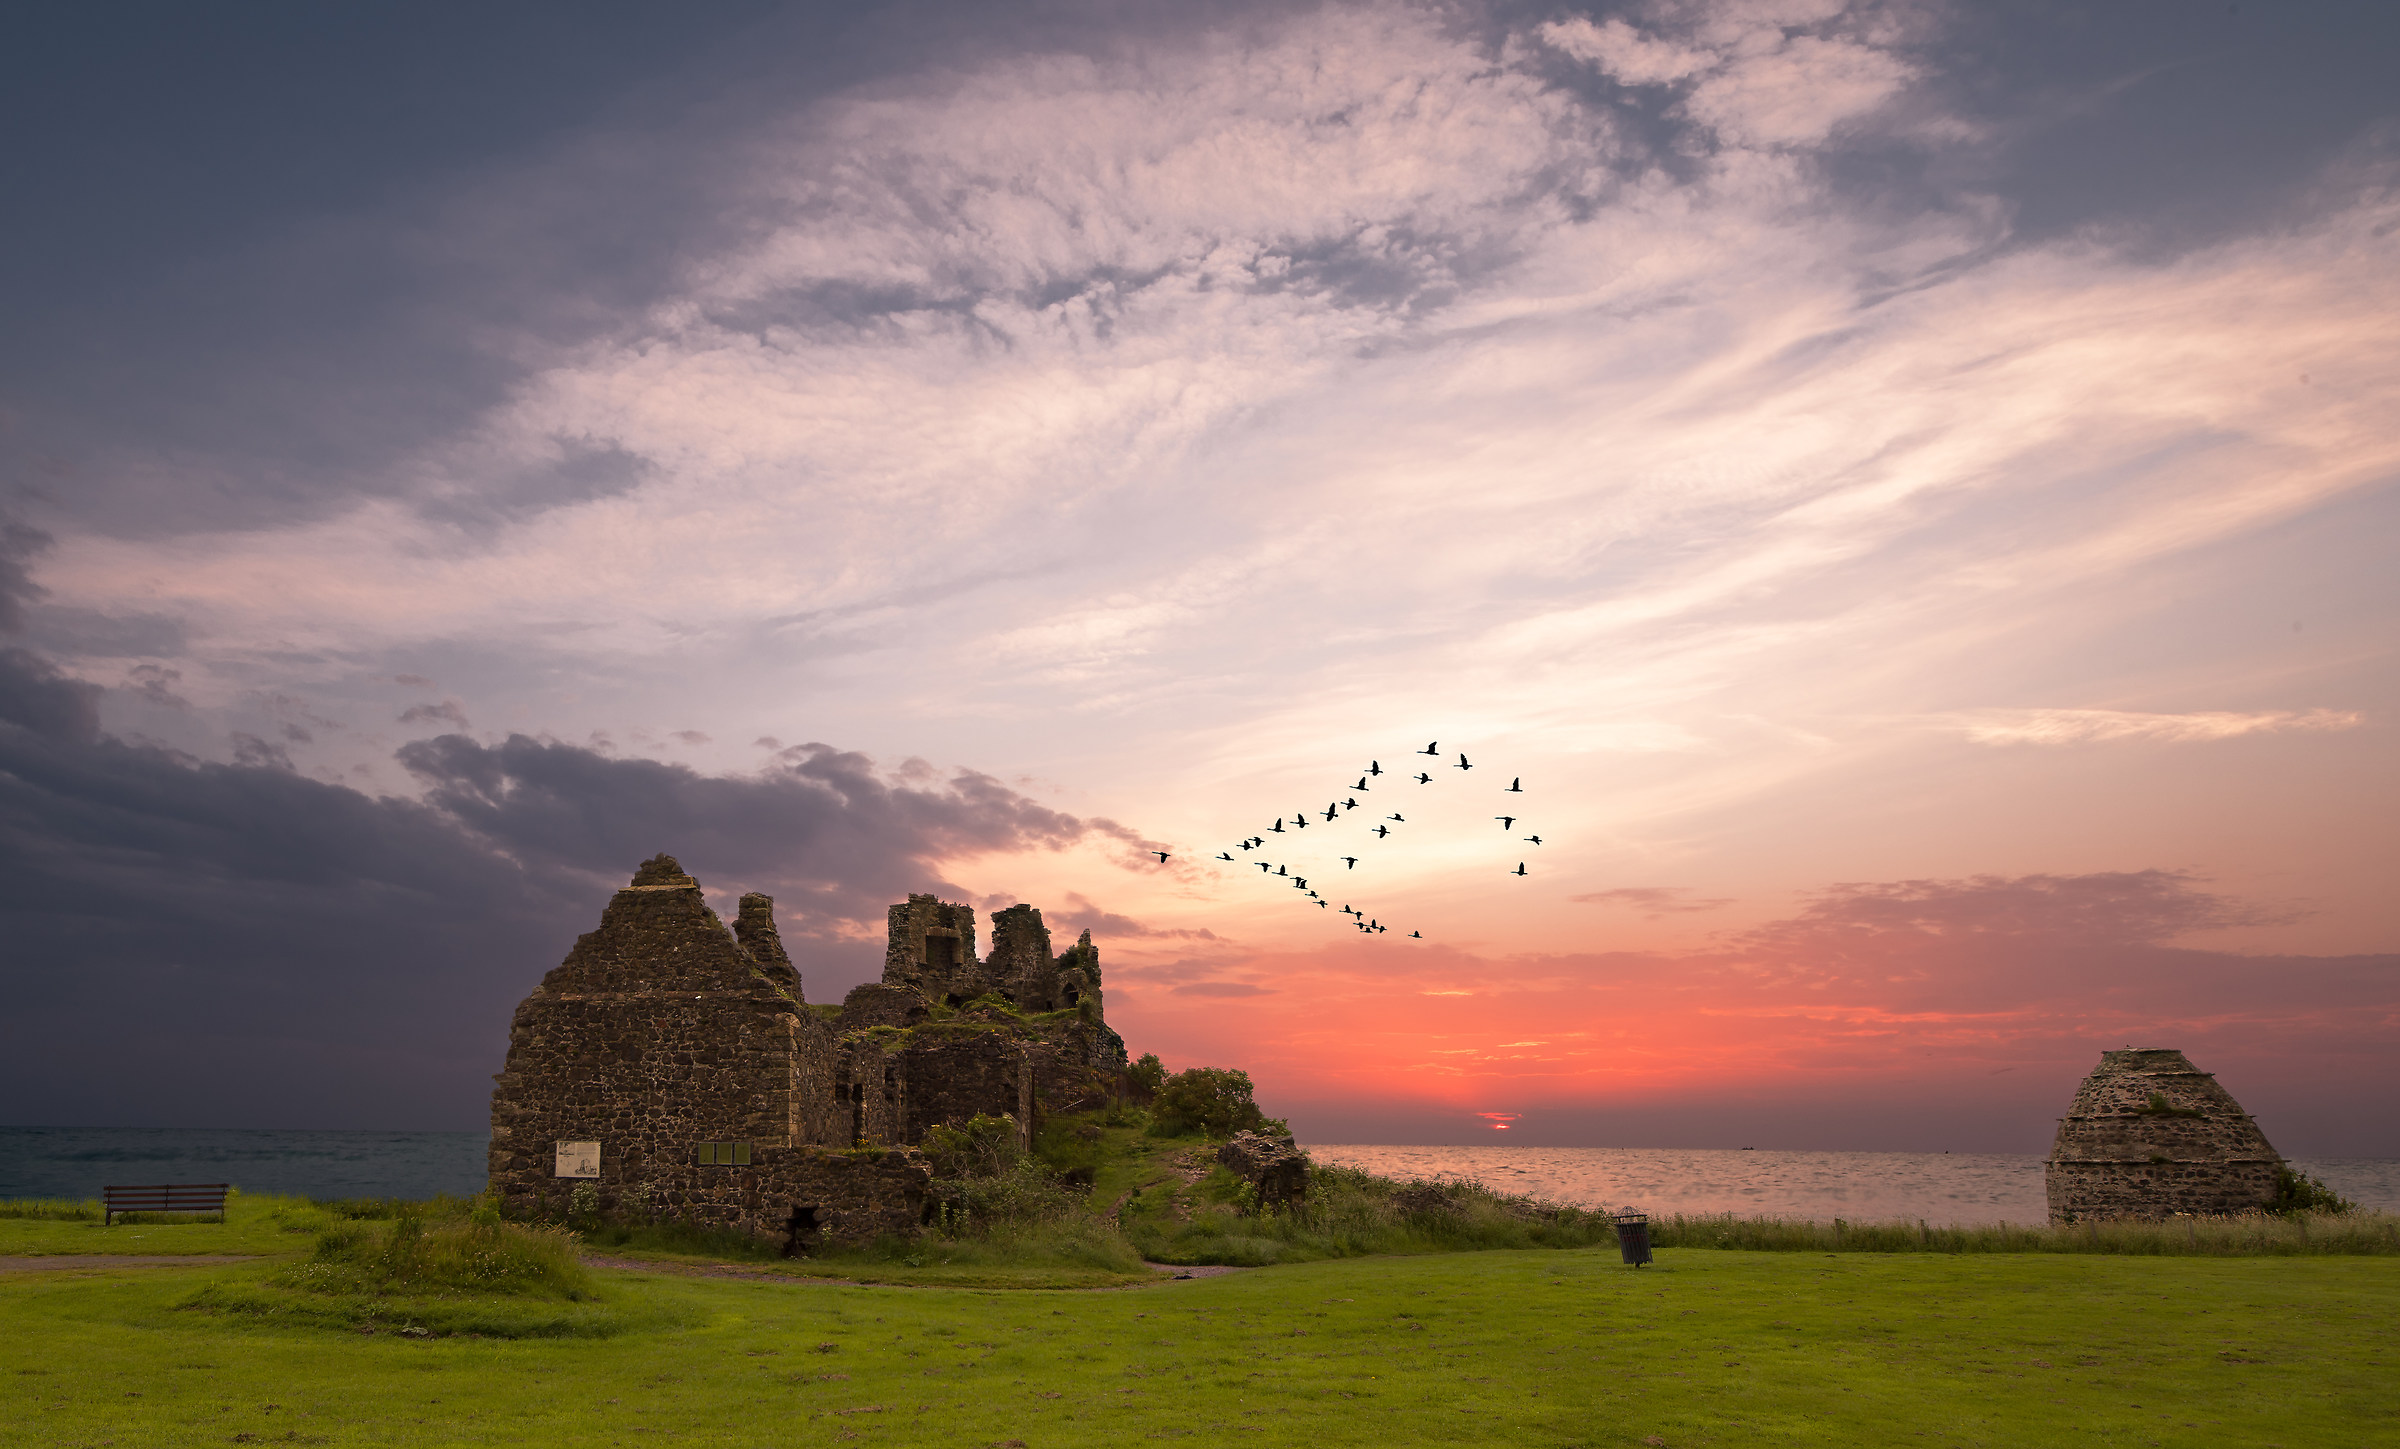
5,1245,2394,1447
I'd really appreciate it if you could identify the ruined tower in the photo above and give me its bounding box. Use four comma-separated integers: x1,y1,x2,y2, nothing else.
2045,1048,2284,1222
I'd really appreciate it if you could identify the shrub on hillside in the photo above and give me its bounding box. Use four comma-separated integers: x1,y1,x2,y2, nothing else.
1148,1066,1283,1138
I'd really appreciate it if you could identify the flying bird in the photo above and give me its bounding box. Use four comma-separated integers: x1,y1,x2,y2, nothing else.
1294,877,1308,890
1506,777,1523,793
1512,863,1528,877
1495,816,1516,829
1372,825,1390,838
1275,865,1288,877
1317,900,1329,908
1367,761,1383,776
1343,905,1359,917
1153,851,1170,863
1216,852,1234,862
1341,857,1359,869
1271,820,1285,833
1344,797,1360,810
1292,814,1310,829
1239,840,1256,851
1354,778,1371,791
1257,862,1272,873
1408,931,1422,939
1414,773,1432,784
1322,805,1339,822
1523,835,1543,845
1419,742,1440,755
1387,813,1405,822
1456,753,1472,770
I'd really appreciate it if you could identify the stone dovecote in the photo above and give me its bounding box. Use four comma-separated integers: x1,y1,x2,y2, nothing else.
2045,1048,2284,1222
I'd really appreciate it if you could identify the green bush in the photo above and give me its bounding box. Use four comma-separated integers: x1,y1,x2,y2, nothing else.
1147,1066,1272,1138
2269,1166,2358,1216
1127,1052,1168,1099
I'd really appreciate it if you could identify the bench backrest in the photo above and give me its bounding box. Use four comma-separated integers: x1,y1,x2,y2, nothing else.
102,1183,231,1223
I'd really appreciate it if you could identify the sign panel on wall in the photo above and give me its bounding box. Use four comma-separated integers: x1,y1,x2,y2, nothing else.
554,1141,601,1178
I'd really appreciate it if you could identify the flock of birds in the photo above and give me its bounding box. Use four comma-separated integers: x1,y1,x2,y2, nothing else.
1147,742,1542,942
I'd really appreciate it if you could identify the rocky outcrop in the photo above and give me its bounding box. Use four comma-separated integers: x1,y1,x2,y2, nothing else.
1218,1131,1310,1211
2045,1048,2283,1222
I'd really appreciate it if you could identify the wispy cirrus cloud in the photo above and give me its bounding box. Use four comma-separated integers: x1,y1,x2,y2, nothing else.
1940,708,2365,747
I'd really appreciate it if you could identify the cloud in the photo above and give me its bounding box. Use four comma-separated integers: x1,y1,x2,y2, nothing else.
0,636,1152,1127
398,700,472,730
1571,886,1734,916
1172,981,1277,997
1944,708,2365,746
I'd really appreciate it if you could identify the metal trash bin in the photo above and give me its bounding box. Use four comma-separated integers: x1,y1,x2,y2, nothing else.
1612,1206,1652,1267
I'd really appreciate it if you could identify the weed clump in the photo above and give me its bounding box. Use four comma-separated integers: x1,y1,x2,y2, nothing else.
279,1214,593,1299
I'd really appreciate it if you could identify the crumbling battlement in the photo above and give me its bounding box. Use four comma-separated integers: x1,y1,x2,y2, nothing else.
2045,1048,2283,1222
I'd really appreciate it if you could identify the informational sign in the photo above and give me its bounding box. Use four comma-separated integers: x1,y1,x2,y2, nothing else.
554,1141,601,1178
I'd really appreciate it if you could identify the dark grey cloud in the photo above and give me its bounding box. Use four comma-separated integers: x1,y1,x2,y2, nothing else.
0,607,1144,1128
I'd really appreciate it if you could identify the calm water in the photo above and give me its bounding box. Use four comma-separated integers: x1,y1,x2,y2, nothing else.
1306,1144,2400,1225
0,1128,488,1203
4,1128,2392,1222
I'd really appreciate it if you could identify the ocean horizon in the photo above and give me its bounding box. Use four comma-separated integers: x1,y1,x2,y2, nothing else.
5,1127,2394,1223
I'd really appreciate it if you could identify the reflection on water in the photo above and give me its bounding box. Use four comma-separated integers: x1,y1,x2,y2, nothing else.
1306,1144,2400,1225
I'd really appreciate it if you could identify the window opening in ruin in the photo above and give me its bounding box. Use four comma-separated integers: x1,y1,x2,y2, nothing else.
1062,985,1080,1005
926,934,959,969
695,1141,753,1166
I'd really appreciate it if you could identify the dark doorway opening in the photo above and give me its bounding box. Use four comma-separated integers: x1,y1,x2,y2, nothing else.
784,1205,822,1258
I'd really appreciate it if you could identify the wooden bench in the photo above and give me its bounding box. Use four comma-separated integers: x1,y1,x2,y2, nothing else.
102,1184,230,1226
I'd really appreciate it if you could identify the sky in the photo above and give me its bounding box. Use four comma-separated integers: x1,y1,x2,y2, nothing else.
2,0,2394,1152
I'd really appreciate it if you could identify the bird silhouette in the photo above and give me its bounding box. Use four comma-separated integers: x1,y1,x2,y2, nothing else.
1414,773,1432,784
1317,900,1329,908
1294,877,1308,890
1419,742,1440,755
1216,852,1234,862
1248,837,1263,848
1271,820,1285,833
1387,813,1405,822
1523,835,1543,845
1256,862,1271,872
1408,930,1422,939
1354,777,1371,791
1275,865,1288,877
1372,824,1390,838
1368,760,1383,775
1321,805,1338,822
1512,862,1527,877
1153,851,1170,863
1239,840,1256,851
1344,797,1360,810
1343,905,1359,916
1505,777,1523,793
1456,753,1472,770
1496,816,1516,829
1341,856,1358,868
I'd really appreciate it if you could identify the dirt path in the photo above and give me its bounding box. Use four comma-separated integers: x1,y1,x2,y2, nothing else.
0,1255,256,1272
579,1253,1249,1289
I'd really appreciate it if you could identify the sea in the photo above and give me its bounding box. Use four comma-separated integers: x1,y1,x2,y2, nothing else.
4,1128,2393,1224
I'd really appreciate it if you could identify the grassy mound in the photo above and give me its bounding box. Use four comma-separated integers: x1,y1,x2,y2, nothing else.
176,1210,650,1338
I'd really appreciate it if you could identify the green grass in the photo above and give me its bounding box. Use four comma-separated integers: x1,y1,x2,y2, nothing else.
0,1191,333,1255
3,1246,2393,1446
1652,1209,2400,1256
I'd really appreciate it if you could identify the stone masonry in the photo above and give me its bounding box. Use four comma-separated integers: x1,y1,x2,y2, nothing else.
2045,1048,2284,1222
489,858,1130,1245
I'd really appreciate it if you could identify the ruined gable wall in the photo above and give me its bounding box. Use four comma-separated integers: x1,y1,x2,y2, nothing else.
487,856,843,1219
2045,1048,2283,1221
883,894,981,1002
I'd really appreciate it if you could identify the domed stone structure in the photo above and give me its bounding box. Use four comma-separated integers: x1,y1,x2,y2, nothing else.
2045,1048,2283,1222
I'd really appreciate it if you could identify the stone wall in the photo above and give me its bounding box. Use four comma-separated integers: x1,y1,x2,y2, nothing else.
487,855,855,1238
2045,1048,2283,1221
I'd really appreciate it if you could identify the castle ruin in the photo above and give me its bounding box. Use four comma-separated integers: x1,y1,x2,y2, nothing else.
2045,1048,2284,1222
486,857,1129,1248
